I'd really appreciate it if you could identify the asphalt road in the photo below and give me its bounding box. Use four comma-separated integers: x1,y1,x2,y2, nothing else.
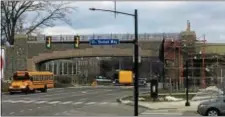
1,86,148,116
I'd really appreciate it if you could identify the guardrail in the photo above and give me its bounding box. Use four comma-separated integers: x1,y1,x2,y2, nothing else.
27,33,181,43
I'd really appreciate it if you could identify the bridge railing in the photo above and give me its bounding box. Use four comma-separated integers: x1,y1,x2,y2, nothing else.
28,33,181,43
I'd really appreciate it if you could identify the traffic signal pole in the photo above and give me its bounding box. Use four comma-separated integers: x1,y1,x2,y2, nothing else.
46,8,140,116
134,9,139,116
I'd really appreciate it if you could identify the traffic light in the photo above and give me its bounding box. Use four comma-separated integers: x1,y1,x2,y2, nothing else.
74,35,80,48
45,36,52,49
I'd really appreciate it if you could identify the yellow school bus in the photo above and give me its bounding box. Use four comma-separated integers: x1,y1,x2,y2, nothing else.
8,71,54,94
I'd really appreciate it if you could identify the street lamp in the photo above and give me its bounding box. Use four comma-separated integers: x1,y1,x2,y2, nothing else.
89,8,139,116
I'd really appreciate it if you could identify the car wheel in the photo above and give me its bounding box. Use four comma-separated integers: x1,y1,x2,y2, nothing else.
206,108,219,116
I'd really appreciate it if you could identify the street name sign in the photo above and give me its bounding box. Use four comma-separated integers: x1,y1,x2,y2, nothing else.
89,39,120,45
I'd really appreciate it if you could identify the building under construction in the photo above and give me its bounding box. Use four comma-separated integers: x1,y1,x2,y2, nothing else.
163,21,225,90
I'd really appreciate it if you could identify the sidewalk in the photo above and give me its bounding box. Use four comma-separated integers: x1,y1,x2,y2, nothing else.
138,100,203,112
119,98,205,112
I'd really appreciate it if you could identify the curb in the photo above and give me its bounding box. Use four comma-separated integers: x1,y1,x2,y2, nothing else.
116,95,154,110
116,95,181,111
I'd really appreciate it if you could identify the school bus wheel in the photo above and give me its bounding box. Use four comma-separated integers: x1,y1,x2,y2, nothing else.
9,92,14,95
30,89,35,93
24,86,30,94
41,85,47,93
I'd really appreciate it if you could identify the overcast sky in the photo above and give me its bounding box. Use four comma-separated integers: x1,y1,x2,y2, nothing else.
37,1,225,43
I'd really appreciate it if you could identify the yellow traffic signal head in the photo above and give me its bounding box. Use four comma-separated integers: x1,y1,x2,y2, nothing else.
74,35,80,48
46,36,52,49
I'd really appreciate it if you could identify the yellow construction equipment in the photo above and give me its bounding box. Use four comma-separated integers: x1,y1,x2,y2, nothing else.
119,70,133,85
91,80,97,87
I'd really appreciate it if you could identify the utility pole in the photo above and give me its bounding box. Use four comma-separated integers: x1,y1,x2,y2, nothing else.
89,8,139,116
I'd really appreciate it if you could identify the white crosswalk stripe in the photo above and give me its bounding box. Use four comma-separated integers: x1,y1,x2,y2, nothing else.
73,102,83,105
110,102,119,106
99,102,109,105
48,101,60,104
60,101,73,104
11,100,26,103
23,100,35,103
35,101,47,104
2,100,13,103
2,99,119,106
85,102,96,105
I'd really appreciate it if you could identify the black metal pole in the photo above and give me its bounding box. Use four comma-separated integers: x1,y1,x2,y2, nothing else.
134,9,139,116
185,60,190,106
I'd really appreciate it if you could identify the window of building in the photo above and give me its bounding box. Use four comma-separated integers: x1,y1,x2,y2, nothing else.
59,61,63,75
53,61,57,74
73,63,77,74
48,62,52,72
68,62,72,75
64,62,68,75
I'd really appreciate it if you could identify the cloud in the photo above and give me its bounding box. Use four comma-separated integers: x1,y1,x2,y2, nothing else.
33,1,225,43
43,25,129,35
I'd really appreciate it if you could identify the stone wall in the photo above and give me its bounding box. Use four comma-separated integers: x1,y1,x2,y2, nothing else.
4,35,28,79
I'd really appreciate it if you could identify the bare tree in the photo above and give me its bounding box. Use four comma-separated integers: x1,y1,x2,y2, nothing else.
1,1,76,45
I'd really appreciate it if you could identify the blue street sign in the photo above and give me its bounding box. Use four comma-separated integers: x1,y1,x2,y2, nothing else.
89,39,120,45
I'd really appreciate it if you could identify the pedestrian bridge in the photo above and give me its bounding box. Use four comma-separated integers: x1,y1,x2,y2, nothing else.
27,47,153,71
12,33,181,71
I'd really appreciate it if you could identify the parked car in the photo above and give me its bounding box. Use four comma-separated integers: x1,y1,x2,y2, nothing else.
197,95,225,116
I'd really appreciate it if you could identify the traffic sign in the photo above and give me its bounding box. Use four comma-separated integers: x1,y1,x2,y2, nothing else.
89,39,120,45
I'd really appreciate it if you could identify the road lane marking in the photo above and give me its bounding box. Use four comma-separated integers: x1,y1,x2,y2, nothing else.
85,102,96,105
9,112,15,115
37,107,41,109
12,100,28,103
110,102,118,105
79,98,87,101
106,90,112,91
2,100,13,103
48,101,60,104
73,102,83,105
20,110,24,112
28,109,32,111
60,101,73,104
63,111,68,114
35,101,47,104
99,102,108,105
23,100,35,103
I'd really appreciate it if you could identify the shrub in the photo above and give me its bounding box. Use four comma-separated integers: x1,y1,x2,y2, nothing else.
2,80,10,92
54,76,72,84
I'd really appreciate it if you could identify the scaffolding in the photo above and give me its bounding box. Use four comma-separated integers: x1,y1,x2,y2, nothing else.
164,35,225,91
161,20,225,91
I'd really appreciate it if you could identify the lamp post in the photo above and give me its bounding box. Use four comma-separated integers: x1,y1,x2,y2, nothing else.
181,40,190,106
185,59,190,106
89,8,139,116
